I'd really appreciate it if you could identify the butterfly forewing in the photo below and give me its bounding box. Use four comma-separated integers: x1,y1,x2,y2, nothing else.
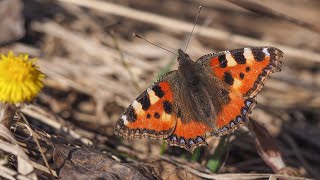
115,71,177,139
196,46,283,135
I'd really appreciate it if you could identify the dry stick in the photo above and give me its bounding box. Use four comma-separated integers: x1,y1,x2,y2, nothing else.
18,112,55,178
57,0,320,63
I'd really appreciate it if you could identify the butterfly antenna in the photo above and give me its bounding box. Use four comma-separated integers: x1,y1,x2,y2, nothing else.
185,5,202,53
133,33,178,56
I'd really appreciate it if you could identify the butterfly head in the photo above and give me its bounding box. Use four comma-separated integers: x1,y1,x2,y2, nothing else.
177,49,192,65
177,49,199,86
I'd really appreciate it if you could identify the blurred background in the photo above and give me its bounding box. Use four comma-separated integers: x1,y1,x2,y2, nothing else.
0,0,319,179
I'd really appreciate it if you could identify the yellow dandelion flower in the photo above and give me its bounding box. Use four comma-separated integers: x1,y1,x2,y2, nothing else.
0,51,45,104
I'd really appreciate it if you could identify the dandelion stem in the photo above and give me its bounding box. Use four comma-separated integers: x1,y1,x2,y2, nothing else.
0,103,16,128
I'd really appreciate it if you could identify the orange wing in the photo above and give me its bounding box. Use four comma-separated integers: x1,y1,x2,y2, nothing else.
197,47,283,135
166,118,213,152
115,73,177,140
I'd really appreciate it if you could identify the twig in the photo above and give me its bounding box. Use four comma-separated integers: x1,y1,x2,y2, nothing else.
18,112,55,177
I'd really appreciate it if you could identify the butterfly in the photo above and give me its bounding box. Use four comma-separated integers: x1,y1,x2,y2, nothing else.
115,47,283,152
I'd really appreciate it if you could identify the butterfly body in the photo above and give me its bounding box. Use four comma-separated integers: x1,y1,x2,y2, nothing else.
173,49,228,128
115,47,283,152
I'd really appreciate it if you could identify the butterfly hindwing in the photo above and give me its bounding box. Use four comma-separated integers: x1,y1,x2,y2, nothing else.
166,117,212,152
197,47,283,135
115,71,177,139
212,91,257,135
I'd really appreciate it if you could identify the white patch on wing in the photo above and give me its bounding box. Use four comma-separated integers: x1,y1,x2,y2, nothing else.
263,48,270,56
243,48,254,64
147,88,160,104
225,51,237,67
233,78,243,90
132,100,142,113
161,112,172,122
121,115,128,125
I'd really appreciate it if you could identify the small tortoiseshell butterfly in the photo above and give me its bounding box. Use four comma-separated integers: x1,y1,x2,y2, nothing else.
115,47,283,152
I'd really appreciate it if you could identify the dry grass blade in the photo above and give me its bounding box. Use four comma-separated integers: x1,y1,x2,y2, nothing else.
21,105,93,146
226,0,320,34
0,125,37,180
18,112,55,177
57,0,320,63
0,103,37,180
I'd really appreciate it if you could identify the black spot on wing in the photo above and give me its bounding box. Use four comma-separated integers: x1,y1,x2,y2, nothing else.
246,67,251,72
223,72,234,86
146,114,151,119
239,72,245,79
231,49,246,64
252,48,266,62
218,55,227,68
154,112,160,119
126,105,137,121
152,85,165,98
163,101,173,114
138,92,151,110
